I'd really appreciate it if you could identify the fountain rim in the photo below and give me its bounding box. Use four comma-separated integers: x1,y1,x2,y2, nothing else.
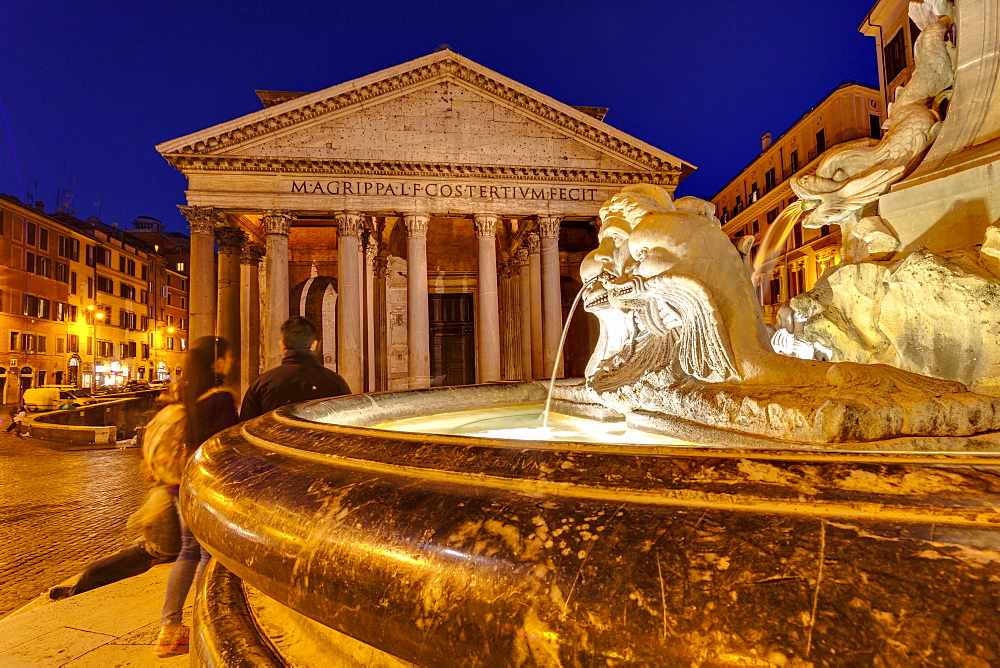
266,380,1000,466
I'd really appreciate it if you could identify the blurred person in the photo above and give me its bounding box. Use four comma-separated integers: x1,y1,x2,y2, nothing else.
239,316,351,421
151,336,238,658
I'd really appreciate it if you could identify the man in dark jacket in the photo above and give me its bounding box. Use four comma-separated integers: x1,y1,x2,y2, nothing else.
240,316,351,421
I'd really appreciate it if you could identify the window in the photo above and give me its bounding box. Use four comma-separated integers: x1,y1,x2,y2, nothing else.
126,259,136,276
25,252,34,273
68,334,79,353
766,208,779,225
118,310,137,330
26,222,36,246
55,262,70,282
94,246,111,266
70,271,77,295
751,219,760,235
883,29,907,82
870,114,882,140
38,228,48,251
57,235,80,260
37,336,46,353
98,341,114,358
176,262,186,272
120,283,136,300
792,223,803,248
140,315,149,331
180,338,186,351
734,195,743,214
789,150,799,173
820,224,832,237
167,293,172,306
180,297,186,310
140,289,149,305
179,318,187,331
119,256,126,272
57,338,65,354
721,207,729,223
37,370,45,386
142,342,150,359
87,277,94,298
35,256,50,278
765,168,776,192
86,245,94,267
167,314,174,326
815,129,826,154
141,264,148,280
21,333,35,351
769,277,782,305
180,279,186,291
749,183,759,203
97,276,114,293
9,331,18,351
167,337,175,350
87,336,93,355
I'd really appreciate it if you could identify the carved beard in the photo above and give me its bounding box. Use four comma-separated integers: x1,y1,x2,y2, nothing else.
585,300,679,397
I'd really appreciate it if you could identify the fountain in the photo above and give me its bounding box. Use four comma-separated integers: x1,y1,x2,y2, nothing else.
183,2,1000,664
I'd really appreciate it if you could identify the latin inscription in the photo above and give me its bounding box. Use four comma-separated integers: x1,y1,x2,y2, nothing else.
290,180,599,201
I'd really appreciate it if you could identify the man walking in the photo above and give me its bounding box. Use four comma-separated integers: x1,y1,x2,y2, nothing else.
240,316,351,421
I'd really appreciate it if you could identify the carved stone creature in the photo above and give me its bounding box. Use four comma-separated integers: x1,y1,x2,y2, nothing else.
790,2,956,229
579,185,1000,444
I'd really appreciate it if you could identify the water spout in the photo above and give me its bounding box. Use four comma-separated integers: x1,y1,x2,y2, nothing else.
751,202,805,293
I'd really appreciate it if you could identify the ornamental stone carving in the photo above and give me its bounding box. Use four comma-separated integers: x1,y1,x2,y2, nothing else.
403,213,430,238
179,205,223,236
240,243,265,265
790,1,956,229
262,210,293,236
215,226,246,254
579,184,1000,445
525,232,540,254
336,211,365,238
514,248,529,267
473,214,499,238
537,216,562,239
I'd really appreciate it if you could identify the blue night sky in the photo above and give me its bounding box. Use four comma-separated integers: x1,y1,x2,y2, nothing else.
1,0,878,233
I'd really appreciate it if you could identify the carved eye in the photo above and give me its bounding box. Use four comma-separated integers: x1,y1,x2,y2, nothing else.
633,247,648,261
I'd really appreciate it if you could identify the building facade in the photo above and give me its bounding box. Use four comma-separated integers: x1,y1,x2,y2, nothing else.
710,82,884,323
0,196,189,403
158,49,693,395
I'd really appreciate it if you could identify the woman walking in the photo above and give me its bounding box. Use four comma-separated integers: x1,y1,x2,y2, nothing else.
153,336,237,657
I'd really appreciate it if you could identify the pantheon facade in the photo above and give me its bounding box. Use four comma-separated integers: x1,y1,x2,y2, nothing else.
157,49,692,395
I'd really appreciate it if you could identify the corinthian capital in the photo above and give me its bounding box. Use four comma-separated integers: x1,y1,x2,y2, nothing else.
179,205,222,236
515,248,529,266
473,213,498,238
240,242,265,265
403,212,430,239
215,226,246,254
262,210,293,236
526,232,540,254
335,211,365,238
537,215,563,239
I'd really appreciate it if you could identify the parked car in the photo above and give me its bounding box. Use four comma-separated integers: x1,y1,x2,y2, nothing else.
122,380,150,392
22,387,98,411
148,379,169,390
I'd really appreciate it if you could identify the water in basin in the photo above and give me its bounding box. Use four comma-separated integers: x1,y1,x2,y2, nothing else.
375,404,694,445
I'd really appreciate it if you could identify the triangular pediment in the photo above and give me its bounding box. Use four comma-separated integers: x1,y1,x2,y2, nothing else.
157,50,694,179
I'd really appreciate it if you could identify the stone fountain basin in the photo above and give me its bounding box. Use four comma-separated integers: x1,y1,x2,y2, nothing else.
184,381,1000,666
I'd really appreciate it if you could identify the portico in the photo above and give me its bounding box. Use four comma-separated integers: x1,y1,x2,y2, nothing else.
158,49,691,392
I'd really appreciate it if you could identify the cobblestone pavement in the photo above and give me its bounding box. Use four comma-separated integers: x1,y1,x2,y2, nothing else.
0,430,150,618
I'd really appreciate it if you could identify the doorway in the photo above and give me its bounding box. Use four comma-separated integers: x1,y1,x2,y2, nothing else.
429,293,476,387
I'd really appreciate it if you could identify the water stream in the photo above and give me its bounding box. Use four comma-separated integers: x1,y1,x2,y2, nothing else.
750,202,804,293
542,277,597,428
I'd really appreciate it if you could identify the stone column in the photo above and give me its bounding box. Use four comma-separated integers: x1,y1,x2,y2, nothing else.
215,225,244,390
499,255,522,381
404,213,431,388
538,216,563,378
526,233,544,379
240,243,264,398
179,206,220,342
373,251,389,392
263,210,293,371
473,213,501,383
364,236,377,392
336,211,364,393
516,248,532,380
